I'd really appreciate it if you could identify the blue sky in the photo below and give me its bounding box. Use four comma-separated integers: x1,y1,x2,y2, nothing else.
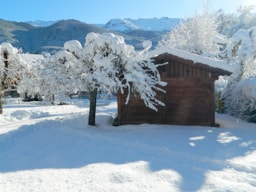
1,0,255,24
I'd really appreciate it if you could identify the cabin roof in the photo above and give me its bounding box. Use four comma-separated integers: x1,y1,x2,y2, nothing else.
154,53,232,78
150,47,234,75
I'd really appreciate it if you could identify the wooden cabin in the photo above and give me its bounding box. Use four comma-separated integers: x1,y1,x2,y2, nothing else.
117,50,232,126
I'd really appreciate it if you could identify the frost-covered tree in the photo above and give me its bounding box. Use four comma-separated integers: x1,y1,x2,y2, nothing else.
158,5,225,55
219,26,256,121
17,54,44,101
38,50,80,104
217,6,256,37
85,34,166,125
0,42,26,113
50,32,166,126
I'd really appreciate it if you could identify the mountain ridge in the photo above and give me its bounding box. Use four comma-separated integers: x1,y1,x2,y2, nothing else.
23,17,181,32
0,17,179,53
104,17,181,31
1,19,109,53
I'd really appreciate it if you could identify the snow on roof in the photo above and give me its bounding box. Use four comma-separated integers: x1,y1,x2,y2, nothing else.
150,47,235,73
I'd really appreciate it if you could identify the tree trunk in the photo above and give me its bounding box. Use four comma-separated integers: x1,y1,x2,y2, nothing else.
88,88,97,126
51,94,55,105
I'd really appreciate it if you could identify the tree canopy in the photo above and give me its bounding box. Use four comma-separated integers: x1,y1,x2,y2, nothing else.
36,32,166,125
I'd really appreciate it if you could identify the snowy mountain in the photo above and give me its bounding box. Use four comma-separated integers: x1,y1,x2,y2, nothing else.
104,17,181,32
104,19,140,31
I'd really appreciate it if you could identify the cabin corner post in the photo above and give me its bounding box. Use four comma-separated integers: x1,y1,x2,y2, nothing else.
211,80,216,126
116,90,123,125
0,92,2,114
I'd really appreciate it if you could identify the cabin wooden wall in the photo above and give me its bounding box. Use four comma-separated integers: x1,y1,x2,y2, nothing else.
117,54,218,126
117,77,215,126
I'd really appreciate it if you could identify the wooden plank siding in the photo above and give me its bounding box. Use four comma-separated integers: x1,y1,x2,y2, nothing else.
117,53,232,126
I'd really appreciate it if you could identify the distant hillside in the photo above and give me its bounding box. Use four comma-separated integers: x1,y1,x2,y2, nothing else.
13,19,108,53
0,19,34,44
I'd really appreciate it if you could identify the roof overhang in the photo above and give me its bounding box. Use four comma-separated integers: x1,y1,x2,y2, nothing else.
150,47,234,77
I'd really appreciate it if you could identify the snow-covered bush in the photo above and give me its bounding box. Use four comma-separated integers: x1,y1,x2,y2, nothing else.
229,78,256,122
220,26,256,119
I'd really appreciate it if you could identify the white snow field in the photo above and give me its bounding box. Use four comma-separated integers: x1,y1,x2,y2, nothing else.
0,98,255,192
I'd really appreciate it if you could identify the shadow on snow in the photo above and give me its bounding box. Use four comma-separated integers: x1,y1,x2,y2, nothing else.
0,113,255,191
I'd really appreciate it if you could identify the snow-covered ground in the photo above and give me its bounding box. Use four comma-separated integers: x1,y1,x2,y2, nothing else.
0,98,255,192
